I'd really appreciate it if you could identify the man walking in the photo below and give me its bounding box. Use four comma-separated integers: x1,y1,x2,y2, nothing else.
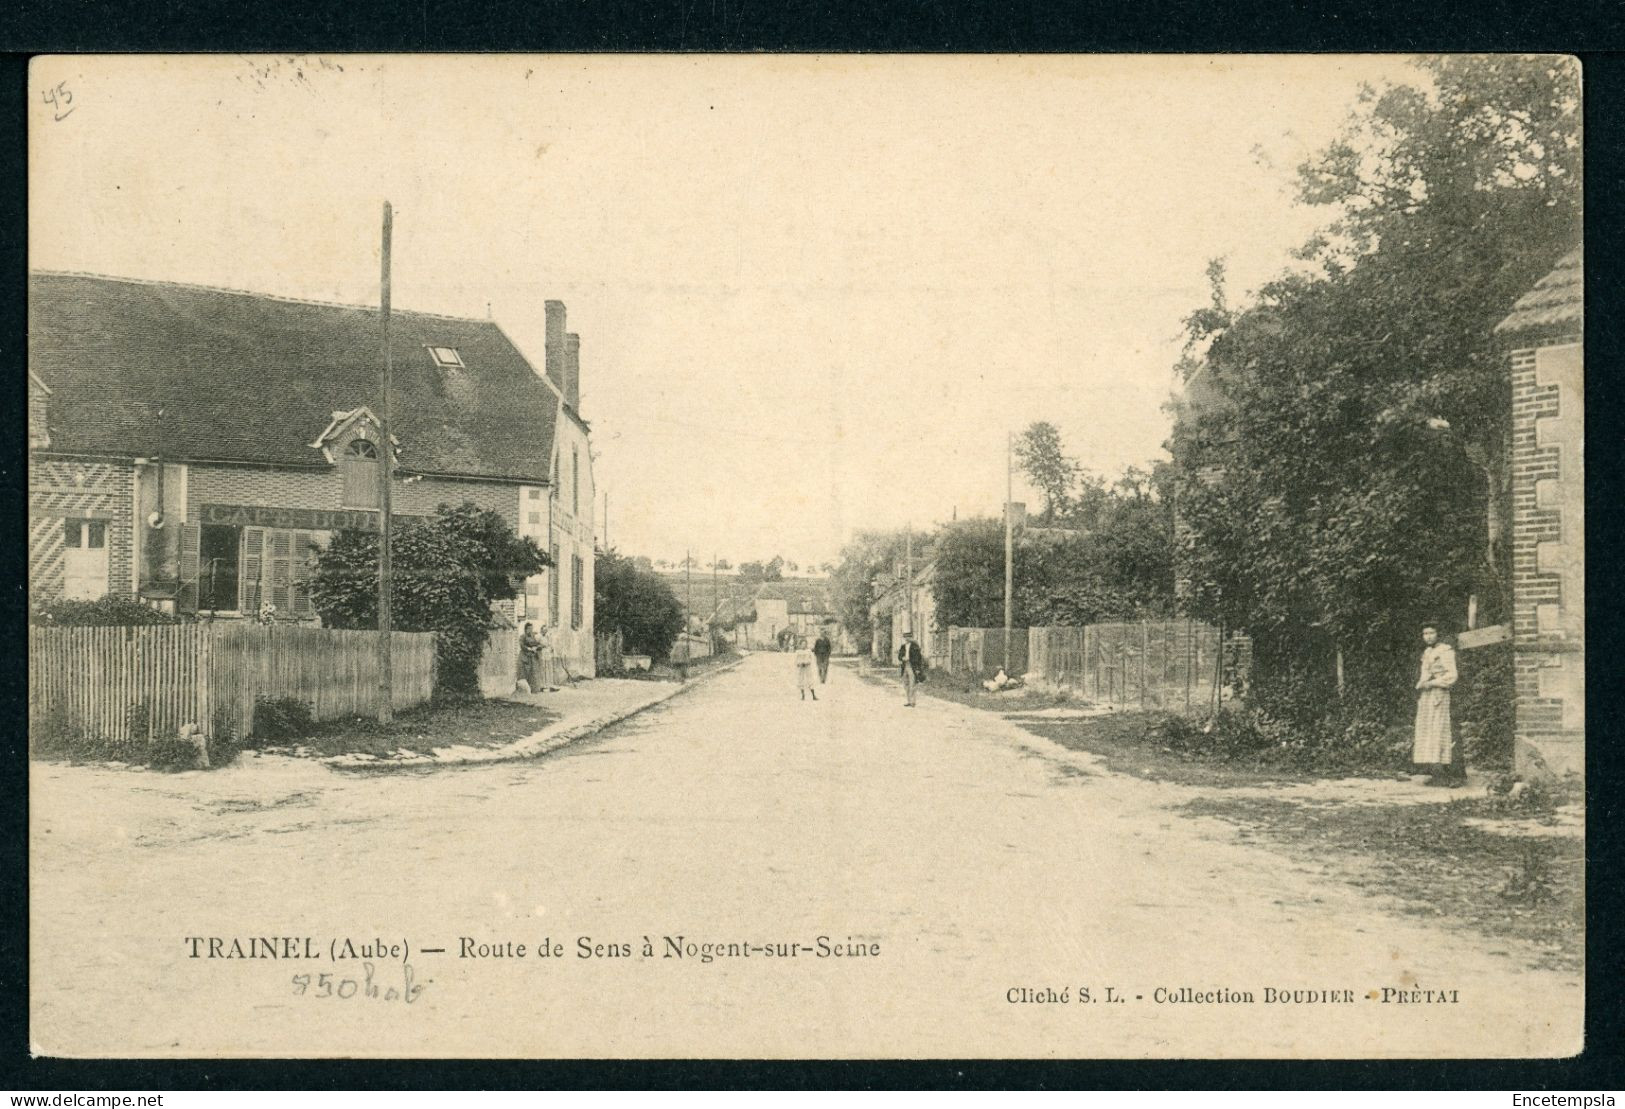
897,630,925,707
813,630,833,685
1413,622,1464,786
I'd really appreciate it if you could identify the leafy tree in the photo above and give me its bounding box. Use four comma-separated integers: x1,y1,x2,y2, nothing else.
1014,421,1080,523
309,503,548,701
829,528,909,644
594,548,684,659
1170,55,1579,722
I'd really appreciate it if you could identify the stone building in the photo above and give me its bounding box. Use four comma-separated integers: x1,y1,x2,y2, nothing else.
28,272,597,674
1495,247,1583,779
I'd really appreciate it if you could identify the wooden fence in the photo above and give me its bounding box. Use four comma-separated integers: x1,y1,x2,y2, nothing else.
208,624,435,739
1027,620,1250,714
945,627,1029,680
29,624,210,749
30,622,436,746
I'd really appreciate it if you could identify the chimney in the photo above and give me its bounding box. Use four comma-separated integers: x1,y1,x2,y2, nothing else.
564,333,581,412
544,300,567,395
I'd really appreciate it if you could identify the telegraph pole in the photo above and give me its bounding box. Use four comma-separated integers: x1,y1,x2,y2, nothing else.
377,201,395,724
904,525,914,638
1003,430,1014,674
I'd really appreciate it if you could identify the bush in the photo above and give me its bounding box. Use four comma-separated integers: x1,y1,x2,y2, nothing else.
147,736,203,771
1457,642,1514,771
594,548,684,660
253,696,315,743
30,595,178,626
1146,703,1413,774
310,503,548,701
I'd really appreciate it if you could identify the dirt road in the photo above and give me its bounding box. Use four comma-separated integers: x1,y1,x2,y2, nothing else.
30,653,1582,1057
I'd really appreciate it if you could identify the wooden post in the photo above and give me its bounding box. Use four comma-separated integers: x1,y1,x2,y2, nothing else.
1003,431,1014,674
377,201,395,724
1335,648,1345,700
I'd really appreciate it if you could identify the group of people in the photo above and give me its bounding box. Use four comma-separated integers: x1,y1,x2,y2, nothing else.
793,633,834,700
518,622,564,694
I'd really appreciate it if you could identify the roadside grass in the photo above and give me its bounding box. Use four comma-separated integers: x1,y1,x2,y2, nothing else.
858,662,1329,787
263,699,560,759
866,659,1583,971
1180,793,1584,972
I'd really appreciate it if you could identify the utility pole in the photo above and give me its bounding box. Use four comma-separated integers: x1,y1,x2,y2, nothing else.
1003,429,1014,674
603,490,609,550
904,524,914,639
377,201,395,724
682,548,692,681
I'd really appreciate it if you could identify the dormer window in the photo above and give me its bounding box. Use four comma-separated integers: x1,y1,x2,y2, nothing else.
428,346,464,370
342,437,381,508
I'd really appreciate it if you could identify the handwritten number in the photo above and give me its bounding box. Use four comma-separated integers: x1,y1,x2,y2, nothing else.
291,974,310,995
42,82,76,121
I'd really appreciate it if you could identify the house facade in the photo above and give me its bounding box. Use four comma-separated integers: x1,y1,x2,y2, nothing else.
1495,248,1583,779
29,272,597,674
868,558,940,666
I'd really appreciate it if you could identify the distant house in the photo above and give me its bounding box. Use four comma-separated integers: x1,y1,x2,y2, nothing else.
737,579,852,652
868,557,940,666
1495,247,1583,778
28,272,598,674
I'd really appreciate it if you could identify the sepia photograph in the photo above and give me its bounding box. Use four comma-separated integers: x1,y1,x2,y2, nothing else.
25,53,1583,1060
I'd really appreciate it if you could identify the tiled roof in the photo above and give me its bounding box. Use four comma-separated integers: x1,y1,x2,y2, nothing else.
1495,248,1582,336
754,579,833,614
30,272,560,483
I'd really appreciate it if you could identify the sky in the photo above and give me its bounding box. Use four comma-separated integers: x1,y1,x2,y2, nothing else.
30,54,1426,569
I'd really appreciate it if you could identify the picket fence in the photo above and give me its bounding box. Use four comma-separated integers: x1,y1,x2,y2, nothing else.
30,623,436,746
1026,620,1249,714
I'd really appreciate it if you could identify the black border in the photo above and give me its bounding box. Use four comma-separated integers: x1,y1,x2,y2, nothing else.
1,7,1622,1091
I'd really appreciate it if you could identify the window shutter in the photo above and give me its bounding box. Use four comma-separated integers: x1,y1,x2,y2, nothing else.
177,524,201,613
292,532,315,617
550,542,561,626
266,530,293,610
241,528,264,612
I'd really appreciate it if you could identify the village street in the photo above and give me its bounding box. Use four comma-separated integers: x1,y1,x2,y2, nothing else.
31,653,1580,1059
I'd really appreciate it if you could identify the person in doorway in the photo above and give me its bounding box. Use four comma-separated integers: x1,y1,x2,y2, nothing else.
898,630,925,707
813,630,833,684
795,638,818,701
1413,622,1464,786
518,622,544,694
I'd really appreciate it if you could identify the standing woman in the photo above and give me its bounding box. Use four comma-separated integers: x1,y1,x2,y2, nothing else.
795,638,818,701
518,622,544,694
1413,622,1463,786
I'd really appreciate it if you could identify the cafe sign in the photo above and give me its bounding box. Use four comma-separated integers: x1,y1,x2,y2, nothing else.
200,503,380,533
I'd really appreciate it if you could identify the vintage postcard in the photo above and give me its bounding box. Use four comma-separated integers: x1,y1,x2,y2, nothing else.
26,53,1583,1059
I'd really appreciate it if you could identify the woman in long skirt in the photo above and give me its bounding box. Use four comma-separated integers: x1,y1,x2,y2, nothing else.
1413,623,1462,785
795,639,818,701
518,623,544,694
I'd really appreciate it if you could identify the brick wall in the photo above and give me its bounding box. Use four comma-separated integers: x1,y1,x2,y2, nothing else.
1510,338,1584,778
28,456,137,600
28,377,51,449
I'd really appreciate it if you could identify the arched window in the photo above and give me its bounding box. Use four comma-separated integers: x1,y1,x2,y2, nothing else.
342,437,380,508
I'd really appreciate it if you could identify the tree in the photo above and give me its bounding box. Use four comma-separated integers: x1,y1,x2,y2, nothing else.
1169,55,1579,723
829,528,909,645
593,548,685,660
1014,421,1080,523
310,503,549,701
715,559,733,571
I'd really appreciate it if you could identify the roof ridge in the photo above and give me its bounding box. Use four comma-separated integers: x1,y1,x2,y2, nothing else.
30,269,495,325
